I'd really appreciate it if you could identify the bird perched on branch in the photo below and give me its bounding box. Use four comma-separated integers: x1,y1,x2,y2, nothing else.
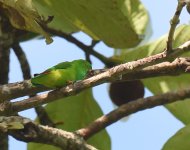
31,59,92,88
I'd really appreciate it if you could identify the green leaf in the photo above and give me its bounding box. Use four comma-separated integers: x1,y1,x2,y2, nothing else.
28,89,111,150
32,0,79,34
162,124,190,150
115,25,190,124
0,0,53,44
33,0,150,48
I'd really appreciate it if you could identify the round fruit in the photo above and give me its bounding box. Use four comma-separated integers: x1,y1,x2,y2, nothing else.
109,80,145,106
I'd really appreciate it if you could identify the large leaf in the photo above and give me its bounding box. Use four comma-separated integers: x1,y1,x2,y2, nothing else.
0,0,53,44
28,89,111,150
162,124,190,150
115,25,190,124
33,0,150,48
32,0,78,34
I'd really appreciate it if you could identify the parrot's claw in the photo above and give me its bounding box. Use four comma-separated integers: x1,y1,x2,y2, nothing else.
66,80,74,85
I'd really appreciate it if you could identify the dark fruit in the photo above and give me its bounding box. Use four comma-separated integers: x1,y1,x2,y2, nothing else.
109,80,145,106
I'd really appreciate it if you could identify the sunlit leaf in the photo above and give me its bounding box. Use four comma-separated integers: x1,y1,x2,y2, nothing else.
0,0,53,44
33,0,150,48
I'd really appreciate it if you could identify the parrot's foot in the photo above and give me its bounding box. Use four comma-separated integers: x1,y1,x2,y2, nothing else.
66,80,74,85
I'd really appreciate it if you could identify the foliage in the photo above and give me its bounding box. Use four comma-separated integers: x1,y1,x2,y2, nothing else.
0,0,190,150
116,25,190,124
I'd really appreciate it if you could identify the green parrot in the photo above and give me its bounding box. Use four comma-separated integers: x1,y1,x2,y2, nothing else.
31,59,92,88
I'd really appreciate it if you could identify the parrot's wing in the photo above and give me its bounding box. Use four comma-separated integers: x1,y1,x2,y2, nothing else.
40,61,72,75
53,61,72,69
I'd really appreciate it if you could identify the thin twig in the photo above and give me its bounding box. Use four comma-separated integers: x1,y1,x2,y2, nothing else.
90,40,100,47
166,1,186,52
85,40,100,63
85,40,98,63
85,52,91,64
12,43,31,79
34,106,56,127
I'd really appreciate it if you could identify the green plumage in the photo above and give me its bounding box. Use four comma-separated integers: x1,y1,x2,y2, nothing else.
31,59,92,88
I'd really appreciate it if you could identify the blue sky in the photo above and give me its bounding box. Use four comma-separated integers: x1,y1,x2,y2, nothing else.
9,0,190,150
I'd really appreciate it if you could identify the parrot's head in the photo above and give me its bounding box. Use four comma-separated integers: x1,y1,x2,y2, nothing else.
72,59,92,79
73,59,92,70
83,60,92,71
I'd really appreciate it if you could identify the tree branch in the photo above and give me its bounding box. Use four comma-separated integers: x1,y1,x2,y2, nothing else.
166,1,186,52
0,8,15,150
0,47,9,148
0,80,49,102
76,86,190,139
0,57,188,115
0,56,189,104
1,39,190,102
6,51,168,112
0,116,97,150
0,49,165,103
